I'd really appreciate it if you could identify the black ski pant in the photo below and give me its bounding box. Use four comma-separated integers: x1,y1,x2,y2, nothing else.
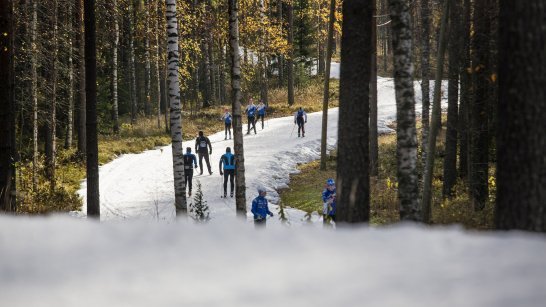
198,152,211,173
254,217,267,228
184,169,194,193
225,123,231,139
297,117,305,136
247,116,256,134
257,114,265,129
223,169,235,195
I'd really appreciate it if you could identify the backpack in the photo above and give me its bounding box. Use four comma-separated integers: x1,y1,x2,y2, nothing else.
225,113,232,124
297,109,304,118
183,154,194,169
198,137,208,149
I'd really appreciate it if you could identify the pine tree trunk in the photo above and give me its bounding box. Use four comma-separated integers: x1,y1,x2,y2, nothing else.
320,0,336,171
208,34,217,105
129,0,137,124
111,0,120,134
166,0,187,215
422,0,449,223
420,0,431,167
496,0,546,232
77,0,86,157
259,0,269,105
287,2,295,106
389,0,421,221
277,0,284,87
0,0,16,211
144,0,152,116
31,0,39,190
470,0,491,211
154,0,162,129
219,42,226,103
337,0,372,224
442,0,461,198
202,40,212,108
85,0,100,218
458,0,471,179
369,0,379,177
65,1,75,149
46,0,59,190
229,0,247,216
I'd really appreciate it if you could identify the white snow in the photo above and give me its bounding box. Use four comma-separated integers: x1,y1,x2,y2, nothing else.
1,217,545,307
76,73,447,224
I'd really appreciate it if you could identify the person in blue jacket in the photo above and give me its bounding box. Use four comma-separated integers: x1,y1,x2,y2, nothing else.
257,101,267,130
183,147,198,196
221,108,232,140
245,98,257,135
219,147,236,198
294,107,307,137
322,178,336,223
251,186,274,226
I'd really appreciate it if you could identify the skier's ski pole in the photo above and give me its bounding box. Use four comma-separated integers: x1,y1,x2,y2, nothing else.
289,123,296,138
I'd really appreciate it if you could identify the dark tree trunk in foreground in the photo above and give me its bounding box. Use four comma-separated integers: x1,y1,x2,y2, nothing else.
496,0,546,232
287,2,295,106
389,0,421,221
369,0,379,177
229,0,247,216
85,0,100,218
337,0,372,223
458,0,471,180
0,0,16,211
320,0,336,171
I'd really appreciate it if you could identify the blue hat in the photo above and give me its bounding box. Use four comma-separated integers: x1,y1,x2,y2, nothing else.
326,178,335,186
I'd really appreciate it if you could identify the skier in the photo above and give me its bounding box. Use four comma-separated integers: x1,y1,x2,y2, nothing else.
219,147,236,198
251,186,274,226
322,178,337,223
221,108,232,140
245,98,257,135
195,130,213,175
183,147,198,196
257,100,267,129
294,107,307,137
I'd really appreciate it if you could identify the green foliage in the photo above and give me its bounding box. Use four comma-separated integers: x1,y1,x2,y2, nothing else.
189,181,210,223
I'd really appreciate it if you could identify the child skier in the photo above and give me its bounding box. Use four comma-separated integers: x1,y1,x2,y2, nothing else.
294,107,307,137
221,108,232,140
195,131,213,175
219,147,236,198
251,186,274,226
245,98,257,135
183,147,198,196
257,101,267,129
322,178,336,223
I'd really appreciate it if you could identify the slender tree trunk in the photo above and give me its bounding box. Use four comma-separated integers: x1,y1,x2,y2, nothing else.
470,0,491,211
442,0,461,198
144,0,152,116
0,0,16,211
202,40,212,108
277,0,284,87
219,41,226,103
46,0,59,190
208,34,216,105
229,0,247,216
337,0,372,224
85,0,100,218
77,0,86,157
422,0,449,223
287,1,295,106
166,0,187,215
496,0,546,232
389,0,421,221
65,2,74,149
111,0,120,134
420,0,431,167
320,0,336,171
458,0,471,179
369,0,379,177
154,0,162,129
129,0,137,124
31,0,38,190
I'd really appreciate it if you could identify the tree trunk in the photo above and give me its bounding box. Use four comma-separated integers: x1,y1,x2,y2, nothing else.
458,0,471,179
166,0,187,215
422,0,449,223
129,0,137,124
219,41,226,104
112,0,120,134
77,0,86,157
420,0,431,167
320,0,336,171
369,0,379,177
85,0,100,218
337,0,372,224
0,0,16,211
442,0,461,198
154,0,162,129
287,1,295,106
496,0,546,232
65,1,75,149
229,0,247,217
470,0,491,211
31,0,38,190
208,34,217,105
144,0,152,116
389,0,421,221
46,0,59,190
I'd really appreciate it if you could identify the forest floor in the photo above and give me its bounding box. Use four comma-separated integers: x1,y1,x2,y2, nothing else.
278,119,496,229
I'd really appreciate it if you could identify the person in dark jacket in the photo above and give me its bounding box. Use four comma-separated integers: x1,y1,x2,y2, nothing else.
294,107,308,137
251,186,274,226
245,98,257,135
221,109,232,140
219,147,236,198
195,131,213,175
183,147,198,196
257,101,267,129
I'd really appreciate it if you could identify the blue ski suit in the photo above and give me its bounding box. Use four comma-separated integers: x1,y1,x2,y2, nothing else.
251,195,273,220
322,187,336,218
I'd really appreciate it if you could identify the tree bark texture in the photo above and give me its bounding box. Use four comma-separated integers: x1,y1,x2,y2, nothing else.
112,0,120,134
31,0,39,190
66,1,75,149
320,0,336,171
420,0,431,167
458,0,471,179
155,0,162,129
287,2,295,106
77,0,86,157
129,0,138,124
46,0,59,189
369,0,379,177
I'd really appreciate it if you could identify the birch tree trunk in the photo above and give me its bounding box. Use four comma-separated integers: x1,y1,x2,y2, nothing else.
287,1,295,106
420,0,431,167
337,0,372,224
369,0,379,177
166,0,187,215
46,0,59,190
496,0,546,232
85,0,100,218
388,0,421,221
31,0,39,190
77,0,86,157
422,0,449,223
229,0,247,216
65,1,74,149
320,0,336,171
111,0,120,134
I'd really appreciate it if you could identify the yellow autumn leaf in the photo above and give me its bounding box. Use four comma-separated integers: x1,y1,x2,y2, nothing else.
490,73,497,82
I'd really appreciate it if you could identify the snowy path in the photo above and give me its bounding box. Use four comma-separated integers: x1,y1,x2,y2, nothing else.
77,77,446,224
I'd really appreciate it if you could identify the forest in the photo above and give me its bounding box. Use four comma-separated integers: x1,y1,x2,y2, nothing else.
0,0,545,232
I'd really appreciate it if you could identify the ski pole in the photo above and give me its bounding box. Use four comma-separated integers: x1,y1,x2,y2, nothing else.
290,123,296,138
